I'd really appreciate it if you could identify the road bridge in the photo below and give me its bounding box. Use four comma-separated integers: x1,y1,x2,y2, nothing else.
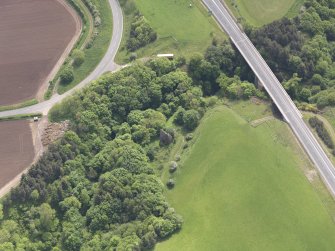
203,0,335,197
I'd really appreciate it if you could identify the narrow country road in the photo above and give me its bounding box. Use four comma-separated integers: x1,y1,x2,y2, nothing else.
0,0,123,118
202,0,335,197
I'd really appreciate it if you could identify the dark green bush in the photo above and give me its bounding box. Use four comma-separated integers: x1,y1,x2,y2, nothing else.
72,49,85,67
127,14,157,51
60,66,74,84
309,116,334,149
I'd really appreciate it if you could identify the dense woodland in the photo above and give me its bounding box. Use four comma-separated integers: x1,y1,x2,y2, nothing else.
0,54,257,250
247,0,335,108
3,0,335,249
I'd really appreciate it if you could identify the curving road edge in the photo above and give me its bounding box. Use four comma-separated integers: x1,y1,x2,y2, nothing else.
0,0,123,118
203,0,335,198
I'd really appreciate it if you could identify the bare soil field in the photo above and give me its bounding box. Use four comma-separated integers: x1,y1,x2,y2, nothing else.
0,0,79,106
0,120,34,190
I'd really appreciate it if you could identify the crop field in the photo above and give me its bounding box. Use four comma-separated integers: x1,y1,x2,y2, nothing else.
0,120,34,190
0,0,78,106
157,106,335,251
226,0,304,26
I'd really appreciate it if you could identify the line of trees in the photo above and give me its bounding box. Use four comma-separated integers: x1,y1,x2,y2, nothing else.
309,116,335,151
127,14,157,52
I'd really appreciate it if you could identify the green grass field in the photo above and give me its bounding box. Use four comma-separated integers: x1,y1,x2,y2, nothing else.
156,105,335,251
226,0,304,26
116,0,225,63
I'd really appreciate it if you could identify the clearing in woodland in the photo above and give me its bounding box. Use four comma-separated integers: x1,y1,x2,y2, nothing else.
156,105,335,251
116,0,225,62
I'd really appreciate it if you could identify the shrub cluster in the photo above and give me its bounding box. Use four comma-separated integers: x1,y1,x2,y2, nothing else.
309,88,335,109
174,107,201,131
309,116,334,149
72,49,85,67
190,47,262,99
82,0,102,48
127,14,157,51
59,66,74,84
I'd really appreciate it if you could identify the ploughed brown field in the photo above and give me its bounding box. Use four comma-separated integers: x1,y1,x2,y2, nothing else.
0,0,78,106
0,120,34,188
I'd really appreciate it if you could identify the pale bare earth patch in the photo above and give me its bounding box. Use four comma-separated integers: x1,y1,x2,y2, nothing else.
42,120,69,147
306,169,318,183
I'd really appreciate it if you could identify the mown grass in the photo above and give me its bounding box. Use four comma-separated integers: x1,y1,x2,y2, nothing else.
116,0,225,63
225,98,272,122
156,105,335,251
226,0,304,26
58,0,113,94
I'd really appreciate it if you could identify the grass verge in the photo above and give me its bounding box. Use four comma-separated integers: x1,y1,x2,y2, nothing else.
57,0,113,94
156,104,335,251
0,99,38,112
0,113,42,122
305,110,335,164
115,0,225,64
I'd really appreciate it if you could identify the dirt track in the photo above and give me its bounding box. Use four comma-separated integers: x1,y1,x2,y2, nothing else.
0,0,79,106
0,120,34,191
